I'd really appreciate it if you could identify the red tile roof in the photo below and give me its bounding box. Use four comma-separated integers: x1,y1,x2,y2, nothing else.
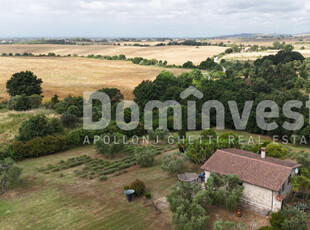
201,148,301,191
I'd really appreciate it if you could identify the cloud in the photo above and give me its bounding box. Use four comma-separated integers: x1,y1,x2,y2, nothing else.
0,0,309,36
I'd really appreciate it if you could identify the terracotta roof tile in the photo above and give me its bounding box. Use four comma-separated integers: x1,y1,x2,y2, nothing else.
201,148,301,191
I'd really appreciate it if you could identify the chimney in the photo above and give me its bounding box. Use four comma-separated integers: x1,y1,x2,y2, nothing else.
261,147,266,159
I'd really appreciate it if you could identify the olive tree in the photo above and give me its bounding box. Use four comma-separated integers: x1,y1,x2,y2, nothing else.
161,151,187,174
0,158,22,194
135,145,159,167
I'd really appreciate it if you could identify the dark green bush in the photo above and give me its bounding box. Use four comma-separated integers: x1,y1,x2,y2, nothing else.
17,114,55,141
144,192,151,199
11,135,67,159
270,212,284,229
61,112,77,128
129,179,145,196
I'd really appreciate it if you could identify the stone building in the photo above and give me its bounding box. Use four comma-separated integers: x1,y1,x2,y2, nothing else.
200,148,300,215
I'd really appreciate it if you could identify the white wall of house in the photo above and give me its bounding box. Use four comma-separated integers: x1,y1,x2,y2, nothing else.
272,191,282,212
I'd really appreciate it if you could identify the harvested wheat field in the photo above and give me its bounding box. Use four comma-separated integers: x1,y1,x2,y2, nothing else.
224,49,310,61
0,44,226,65
0,57,188,101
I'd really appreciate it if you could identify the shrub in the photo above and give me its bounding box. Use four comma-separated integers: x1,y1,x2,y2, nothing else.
67,105,81,117
124,185,129,190
47,118,63,134
17,114,54,141
11,135,67,159
144,192,151,199
98,176,107,181
7,95,31,111
135,146,157,167
281,206,308,230
55,95,83,115
66,128,95,146
29,94,42,108
61,112,78,128
94,133,126,158
200,129,217,140
10,141,31,160
270,211,285,229
129,179,145,196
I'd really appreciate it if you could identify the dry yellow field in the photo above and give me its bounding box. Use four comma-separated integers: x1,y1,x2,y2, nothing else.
0,44,226,65
224,49,310,61
0,57,187,101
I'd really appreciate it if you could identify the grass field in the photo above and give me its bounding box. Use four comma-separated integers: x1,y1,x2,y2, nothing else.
0,108,60,147
0,57,187,101
0,44,227,65
0,145,179,230
0,142,271,230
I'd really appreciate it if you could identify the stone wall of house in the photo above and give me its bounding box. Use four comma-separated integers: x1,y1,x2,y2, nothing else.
241,182,273,215
203,170,285,215
279,169,296,198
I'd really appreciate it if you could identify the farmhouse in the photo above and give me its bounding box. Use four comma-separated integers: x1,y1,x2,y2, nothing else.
201,148,301,215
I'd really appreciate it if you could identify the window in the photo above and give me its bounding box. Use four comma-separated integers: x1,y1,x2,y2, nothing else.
288,175,291,185
282,183,285,192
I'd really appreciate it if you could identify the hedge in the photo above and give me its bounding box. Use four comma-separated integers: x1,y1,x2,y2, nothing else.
11,135,68,160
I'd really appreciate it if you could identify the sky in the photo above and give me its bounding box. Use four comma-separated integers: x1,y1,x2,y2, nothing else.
1,0,310,37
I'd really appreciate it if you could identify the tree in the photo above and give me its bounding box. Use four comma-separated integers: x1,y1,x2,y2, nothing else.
135,145,159,167
17,114,53,141
6,71,42,96
185,139,217,165
284,44,294,52
291,168,310,202
51,94,60,105
94,133,125,158
200,129,217,141
97,88,124,105
60,112,78,128
167,182,208,230
67,105,81,117
205,173,244,210
296,151,310,171
7,95,31,111
282,206,308,230
182,61,195,68
161,151,187,174
0,158,22,194
265,143,288,159
269,206,308,230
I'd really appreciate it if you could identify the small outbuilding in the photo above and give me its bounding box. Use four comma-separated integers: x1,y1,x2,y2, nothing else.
201,148,301,215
